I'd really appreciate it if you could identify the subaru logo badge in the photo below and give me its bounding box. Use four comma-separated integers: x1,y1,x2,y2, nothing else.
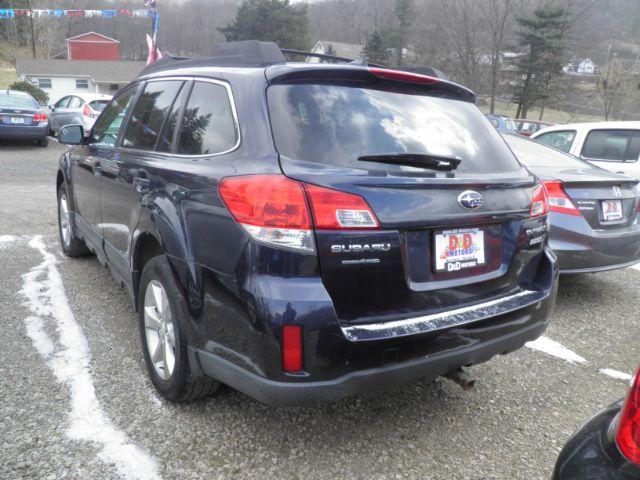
458,190,483,209
613,186,622,197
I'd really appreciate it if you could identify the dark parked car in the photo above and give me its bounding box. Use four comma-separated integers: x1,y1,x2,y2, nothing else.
56,41,557,406
503,133,640,274
485,114,518,133
0,89,49,146
553,367,640,479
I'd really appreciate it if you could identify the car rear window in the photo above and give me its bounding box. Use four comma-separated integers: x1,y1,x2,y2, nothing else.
267,84,522,174
581,129,640,162
503,133,587,168
0,94,38,109
89,100,109,112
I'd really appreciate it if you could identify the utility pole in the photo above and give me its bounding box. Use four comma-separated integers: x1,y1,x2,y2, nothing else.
29,0,36,58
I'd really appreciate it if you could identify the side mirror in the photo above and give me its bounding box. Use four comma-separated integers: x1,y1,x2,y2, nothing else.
59,124,85,145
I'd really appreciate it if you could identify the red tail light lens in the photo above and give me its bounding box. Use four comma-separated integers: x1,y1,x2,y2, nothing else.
369,67,440,85
219,175,381,252
33,112,47,122
304,184,380,230
530,183,550,218
616,368,640,465
282,325,303,372
219,175,314,252
543,181,580,216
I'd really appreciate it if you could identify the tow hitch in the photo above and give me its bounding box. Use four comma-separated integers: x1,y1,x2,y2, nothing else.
443,368,476,391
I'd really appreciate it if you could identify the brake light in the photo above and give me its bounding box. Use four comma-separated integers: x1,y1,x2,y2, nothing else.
282,325,303,372
219,175,381,252
219,175,314,253
543,181,580,216
530,183,550,218
369,67,440,85
33,112,47,122
83,104,91,118
304,184,379,229
616,368,640,465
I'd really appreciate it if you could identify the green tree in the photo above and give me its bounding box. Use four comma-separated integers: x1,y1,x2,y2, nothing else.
9,80,48,105
514,5,570,118
393,0,415,66
219,0,310,50
363,31,389,65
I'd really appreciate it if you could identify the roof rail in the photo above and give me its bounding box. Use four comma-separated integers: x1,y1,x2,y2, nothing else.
138,40,447,81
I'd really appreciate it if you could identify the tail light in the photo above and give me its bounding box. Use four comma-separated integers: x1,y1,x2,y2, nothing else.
82,103,95,118
616,367,640,465
369,67,440,85
530,183,550,218
543,181,580,216
219,174,380,253
33,112,47,122
281,325,303,372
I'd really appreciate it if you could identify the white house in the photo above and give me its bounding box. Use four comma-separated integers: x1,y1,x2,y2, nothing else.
309,41,365,62
563,58,597,75
16,58,145,103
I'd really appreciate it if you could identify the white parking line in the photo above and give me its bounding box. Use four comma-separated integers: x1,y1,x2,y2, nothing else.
20,236,161,480
600,368,633,383
526,336,588,364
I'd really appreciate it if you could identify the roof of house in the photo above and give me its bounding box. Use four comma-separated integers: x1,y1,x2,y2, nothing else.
16,58,145,83
311,41,364,60
66,32,120,44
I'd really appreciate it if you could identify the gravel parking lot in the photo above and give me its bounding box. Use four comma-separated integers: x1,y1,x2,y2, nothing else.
1,140,638,480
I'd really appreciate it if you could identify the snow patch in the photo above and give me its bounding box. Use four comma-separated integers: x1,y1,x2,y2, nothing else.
0,235,16,243
20,235,161,480
526,336,587,364
630,263,640,272
600,368,633,384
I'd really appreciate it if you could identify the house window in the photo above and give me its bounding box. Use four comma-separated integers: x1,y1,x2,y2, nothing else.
38,78,52,89
76,79,89,89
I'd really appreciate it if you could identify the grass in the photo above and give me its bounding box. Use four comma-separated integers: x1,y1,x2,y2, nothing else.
480,99,603,124
0,68,18,89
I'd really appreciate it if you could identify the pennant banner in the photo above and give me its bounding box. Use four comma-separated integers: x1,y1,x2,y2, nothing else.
0,8,153,19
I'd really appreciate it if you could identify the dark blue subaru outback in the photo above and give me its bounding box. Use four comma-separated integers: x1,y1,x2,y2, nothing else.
56,41,558,405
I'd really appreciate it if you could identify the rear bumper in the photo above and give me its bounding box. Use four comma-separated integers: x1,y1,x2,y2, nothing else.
549,219,640,273
194,304,552,406
0,123,48,140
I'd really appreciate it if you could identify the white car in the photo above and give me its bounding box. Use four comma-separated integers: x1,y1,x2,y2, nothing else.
531,121,640,177
48,93,112,136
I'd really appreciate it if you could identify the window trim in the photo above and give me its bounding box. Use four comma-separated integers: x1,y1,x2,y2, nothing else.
580,128,640,163
76,79,89,89
117,76,241,157
38,78,52,89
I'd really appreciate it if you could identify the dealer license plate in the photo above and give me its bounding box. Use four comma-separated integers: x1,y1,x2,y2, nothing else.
434,228,486,273
11,116,24,124
602,200,623,222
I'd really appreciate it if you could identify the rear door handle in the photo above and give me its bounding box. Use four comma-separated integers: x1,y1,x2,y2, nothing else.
133,175,151,194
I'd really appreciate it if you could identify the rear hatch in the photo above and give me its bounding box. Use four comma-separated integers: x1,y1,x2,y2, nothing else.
563,180,638,229
266,66,541,323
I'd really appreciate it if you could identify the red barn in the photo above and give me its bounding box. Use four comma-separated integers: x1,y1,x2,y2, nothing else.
67,32,120,61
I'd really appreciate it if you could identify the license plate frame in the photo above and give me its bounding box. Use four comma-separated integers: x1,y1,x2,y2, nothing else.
433,227,486,273
601,199,623,222
10,116,24,124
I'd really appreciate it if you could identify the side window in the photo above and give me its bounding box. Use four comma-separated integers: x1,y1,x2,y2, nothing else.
90,86,138,147
157,85,188,153
581,130,637,162
626,134,640,162
55,96,70,109
122,80,184,151
177,81,238,155
68,97,83,109
535,130,576,153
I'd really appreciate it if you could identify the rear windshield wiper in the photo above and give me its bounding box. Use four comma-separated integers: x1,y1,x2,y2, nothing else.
357,153,461,171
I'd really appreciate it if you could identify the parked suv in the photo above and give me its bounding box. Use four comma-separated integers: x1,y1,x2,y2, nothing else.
56,41,558,406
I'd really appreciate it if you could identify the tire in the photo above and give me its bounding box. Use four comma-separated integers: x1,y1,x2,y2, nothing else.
138,255,220,402
37,137,48,147
57,184,91,257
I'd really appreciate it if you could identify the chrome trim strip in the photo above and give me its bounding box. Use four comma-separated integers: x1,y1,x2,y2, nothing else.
341,289,547,342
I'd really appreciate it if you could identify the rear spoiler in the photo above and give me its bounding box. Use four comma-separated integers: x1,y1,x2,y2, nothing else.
265,64,476,103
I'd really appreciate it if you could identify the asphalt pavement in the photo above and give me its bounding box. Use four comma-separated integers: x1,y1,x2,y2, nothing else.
0,139,637,480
